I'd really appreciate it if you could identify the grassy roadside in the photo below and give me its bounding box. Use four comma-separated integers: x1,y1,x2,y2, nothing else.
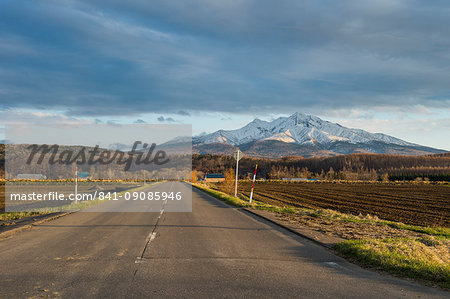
0,211,44,222
192,183,251,208
192,182,450,289
334,238,450,289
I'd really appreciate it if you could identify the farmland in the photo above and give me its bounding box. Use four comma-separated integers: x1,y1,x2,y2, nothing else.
216,181,450,227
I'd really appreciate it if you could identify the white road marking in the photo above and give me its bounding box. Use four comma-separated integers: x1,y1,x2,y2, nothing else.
324,262,339,267
135,182,170,263
323,261,350,272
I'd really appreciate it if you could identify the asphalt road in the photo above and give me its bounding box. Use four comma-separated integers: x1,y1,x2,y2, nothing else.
0,182,447,298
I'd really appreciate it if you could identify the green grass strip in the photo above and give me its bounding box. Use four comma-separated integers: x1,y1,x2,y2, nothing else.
334,238,450,289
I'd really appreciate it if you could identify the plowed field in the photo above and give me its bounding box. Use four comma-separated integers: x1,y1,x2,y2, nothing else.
217,181,450,227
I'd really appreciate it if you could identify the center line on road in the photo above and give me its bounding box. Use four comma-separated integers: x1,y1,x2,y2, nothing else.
134,182,170,264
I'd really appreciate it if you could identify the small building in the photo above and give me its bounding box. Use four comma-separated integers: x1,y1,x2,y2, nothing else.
16,174,47,180
204,174,225,182
78,172,90,179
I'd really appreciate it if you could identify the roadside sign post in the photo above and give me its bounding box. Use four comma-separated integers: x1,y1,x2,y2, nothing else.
75,167,78,204
249,164,258,204
233,150,243,197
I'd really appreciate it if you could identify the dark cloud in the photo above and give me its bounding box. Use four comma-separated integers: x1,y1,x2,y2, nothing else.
0,1,449,116
176,110,191,116
157,116,175,122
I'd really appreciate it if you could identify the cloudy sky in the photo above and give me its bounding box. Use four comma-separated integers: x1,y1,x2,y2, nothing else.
1,0,449,149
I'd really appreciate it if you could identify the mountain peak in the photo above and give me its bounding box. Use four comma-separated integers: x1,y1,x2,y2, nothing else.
192,113,444,157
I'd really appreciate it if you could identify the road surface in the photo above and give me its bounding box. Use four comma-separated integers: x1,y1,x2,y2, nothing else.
0,182,447,298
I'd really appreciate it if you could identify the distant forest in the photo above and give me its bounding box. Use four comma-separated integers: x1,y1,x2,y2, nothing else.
192,153,450,181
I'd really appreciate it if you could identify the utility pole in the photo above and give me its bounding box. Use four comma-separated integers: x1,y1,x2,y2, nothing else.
233,150,243,197
249,164,258,203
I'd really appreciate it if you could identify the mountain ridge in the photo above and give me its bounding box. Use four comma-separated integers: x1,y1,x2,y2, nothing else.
192,112,445,158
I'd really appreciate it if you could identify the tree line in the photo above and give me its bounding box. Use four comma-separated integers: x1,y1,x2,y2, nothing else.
1,144,449,181
192,153,450,181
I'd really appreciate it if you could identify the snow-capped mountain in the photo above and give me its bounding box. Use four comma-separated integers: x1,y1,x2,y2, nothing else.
193,113,445,157
194,113,414,146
